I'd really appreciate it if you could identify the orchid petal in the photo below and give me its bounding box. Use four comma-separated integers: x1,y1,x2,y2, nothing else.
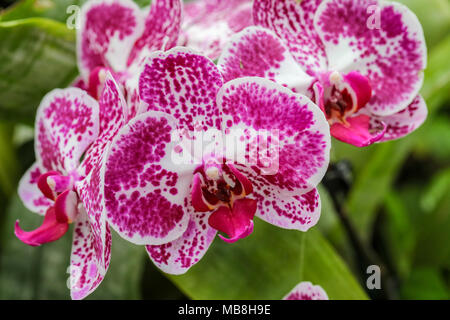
70,208,111,300
283,281,329,300
35,88,99,173
139,47,223,131
254,0,328,75
218,26,314,92
331,114,386,147
77,0,144,76
15,207,69,247
127,0,182,66
181,0,253,60
314,0,426,115
18,163,53,215
146,211,217,275
255,187,321,232
79,72,127,176
103,111,196,245
218,77,331,195
373,94,427,142
75,156,111,288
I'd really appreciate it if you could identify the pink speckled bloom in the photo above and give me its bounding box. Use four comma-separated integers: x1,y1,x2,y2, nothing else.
16,71,127,299
179,0,253,60
218,0,428,147
101,48,330,274
75,0,182,118
284,282,329,300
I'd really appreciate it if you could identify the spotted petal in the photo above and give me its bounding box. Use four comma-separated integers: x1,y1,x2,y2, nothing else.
70,208,111,300
146,211,217,275
218,77,331,195
314,0,426,115
35,88,99,173
76,152,111,270
77,0,144,76
373,94,427,142
254,188,321,232
139,47,223,131
103,111,196,245
254,0,328,76
79,72,127,176
127,0,182,66
283,281,329,300
181,0,253,60
18,163,53,215
218,26,314,92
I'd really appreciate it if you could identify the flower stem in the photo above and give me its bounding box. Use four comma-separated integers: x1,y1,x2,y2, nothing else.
323,161,396,300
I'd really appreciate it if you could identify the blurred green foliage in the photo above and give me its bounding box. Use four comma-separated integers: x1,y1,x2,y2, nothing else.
0,0,449,300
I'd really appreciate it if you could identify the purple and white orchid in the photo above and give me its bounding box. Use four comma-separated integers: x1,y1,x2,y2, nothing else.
218,0,428,147
283,281,329,300
179,0,253,60
16,69,129,299
98,48,330,274
75,0,182,118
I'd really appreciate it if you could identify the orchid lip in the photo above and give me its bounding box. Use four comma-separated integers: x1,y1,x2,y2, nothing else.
15,207,69,247
17,171,80,246
191,159,256,242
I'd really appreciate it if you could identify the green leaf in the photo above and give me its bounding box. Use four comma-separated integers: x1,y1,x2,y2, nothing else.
421,35,450,111
412,169,450,268
0,0,150,23
168,218,368,300
400,267,449,300
382,191,416,279
413,117,450,163
420,168,450,214
0,0,87,23
0,18,78,123
0,123,19,196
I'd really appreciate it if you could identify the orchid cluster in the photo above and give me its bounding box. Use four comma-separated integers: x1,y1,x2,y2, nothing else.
14,0,427,299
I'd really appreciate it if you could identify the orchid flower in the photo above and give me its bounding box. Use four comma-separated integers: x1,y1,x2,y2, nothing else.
16,71,127,299
283,282,329,300
179,0,253,60
98,47,331,274
218,0,428,147
75,0,182,118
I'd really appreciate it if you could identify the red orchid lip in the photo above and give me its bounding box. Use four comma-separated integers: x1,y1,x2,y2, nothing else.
15,207,69,247
18,171,79,246
312,71,389,147
191,160,257,242
209,198,257,243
